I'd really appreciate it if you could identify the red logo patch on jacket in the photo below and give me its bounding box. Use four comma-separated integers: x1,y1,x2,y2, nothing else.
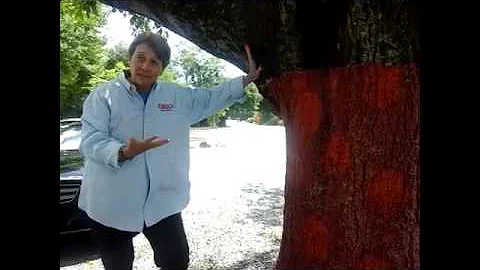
158,103,174,111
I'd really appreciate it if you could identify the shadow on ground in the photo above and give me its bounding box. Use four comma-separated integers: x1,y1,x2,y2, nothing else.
227,249,278,270
60,231,100,267
193,249,279,270
241,183,284,227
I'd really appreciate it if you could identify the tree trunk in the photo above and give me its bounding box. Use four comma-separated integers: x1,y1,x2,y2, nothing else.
263,1,420,269
98,1,421,268
266,64,419,269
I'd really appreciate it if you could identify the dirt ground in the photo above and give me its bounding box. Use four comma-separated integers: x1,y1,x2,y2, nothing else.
60,122,286,270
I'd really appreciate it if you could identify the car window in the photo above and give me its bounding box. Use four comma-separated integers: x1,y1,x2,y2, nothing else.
60,121,82,151
60,121,82,135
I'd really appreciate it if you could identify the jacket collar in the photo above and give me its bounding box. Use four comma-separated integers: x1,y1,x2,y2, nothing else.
117,70,158,93
117,70,136,93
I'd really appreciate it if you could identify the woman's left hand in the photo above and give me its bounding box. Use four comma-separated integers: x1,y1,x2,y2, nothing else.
243,44,262,87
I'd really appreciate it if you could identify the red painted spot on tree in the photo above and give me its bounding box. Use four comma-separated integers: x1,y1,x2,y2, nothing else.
357,255,391,269
292,72,308,92
367,170,405,213
267,64,419,269
321,132,352,176
301,216,330,265
359,64,404,109
294,155,315,190
294,92,322,137
328,70,340,90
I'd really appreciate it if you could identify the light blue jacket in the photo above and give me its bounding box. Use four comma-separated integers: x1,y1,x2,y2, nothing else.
78,71,245,232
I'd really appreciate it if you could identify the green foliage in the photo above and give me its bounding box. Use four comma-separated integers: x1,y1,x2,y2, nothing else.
105,43,129,69
256,99,283,125
110,8,166,37
60,0,108,117
174,47,270,127
176,48,225,88
129,14,164,36
174,48,227,127
158,68,178,83
89,61,128,86
227,83,263,122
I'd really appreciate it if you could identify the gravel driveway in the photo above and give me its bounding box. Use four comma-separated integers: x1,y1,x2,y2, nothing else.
60,121,286,270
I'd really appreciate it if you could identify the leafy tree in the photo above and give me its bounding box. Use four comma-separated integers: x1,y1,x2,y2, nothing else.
176,48,225,88
105,42,129,69
227,83,263,123
173,47,269,127
256,99,283,125
109,7,167,37
158,68,179,83
60,0,108,118
173,47,228,127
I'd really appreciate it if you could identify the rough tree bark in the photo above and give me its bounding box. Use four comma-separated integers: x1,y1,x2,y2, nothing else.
261,1,420,268
266,64,419,269
100,1,421,268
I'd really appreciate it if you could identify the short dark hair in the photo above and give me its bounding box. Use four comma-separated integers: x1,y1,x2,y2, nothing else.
128,32,171,68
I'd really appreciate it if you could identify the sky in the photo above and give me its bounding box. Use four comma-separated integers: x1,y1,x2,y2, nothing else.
98,9,246,79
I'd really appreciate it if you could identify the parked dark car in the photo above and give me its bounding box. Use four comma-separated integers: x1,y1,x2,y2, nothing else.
60,119,92,235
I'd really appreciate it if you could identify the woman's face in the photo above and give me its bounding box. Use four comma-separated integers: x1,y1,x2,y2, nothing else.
128,43,164,91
